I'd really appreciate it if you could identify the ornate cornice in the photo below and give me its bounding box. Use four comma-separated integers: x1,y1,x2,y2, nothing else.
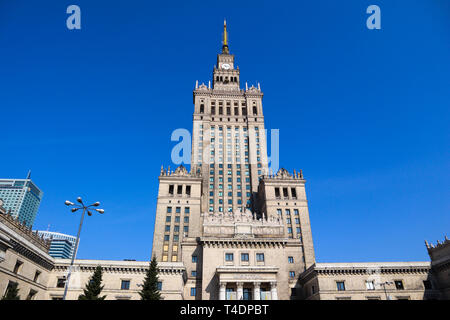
0,211,51,252
9,239,54,270
200,237,287,249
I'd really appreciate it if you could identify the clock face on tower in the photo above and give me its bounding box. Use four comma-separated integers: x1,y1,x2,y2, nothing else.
222,63,231,70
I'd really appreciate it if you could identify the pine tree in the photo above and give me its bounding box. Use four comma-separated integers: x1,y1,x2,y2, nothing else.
78,265,106,300
139,256,161,300
2,282,20,300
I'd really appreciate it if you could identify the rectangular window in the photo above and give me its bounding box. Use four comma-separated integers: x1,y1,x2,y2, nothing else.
184,207,190,214
256,253,264,262
186,186,191,196
56,277,66,288
157,282,162,290
336,281,346,291
166,216,171,222
167,207,172,213
289,271,295,279
192,256,198,263
13,260,23,274
191,271,197,277
241,253,249,262
275,187,280,198
176,207,181,213
26,289,37,300
184,217,189,223
394,280,404,290
121,280,130,290
283,188,289,198
291,188,297,198
169,185,174,195
288,256,294,263
225,253,234,261
177,185,182,195
366,281,375,290
33,270,41,282
191,287,196,296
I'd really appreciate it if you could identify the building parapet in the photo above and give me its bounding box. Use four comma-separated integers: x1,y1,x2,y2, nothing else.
425,237,450,270
53,259,185,275
301,262,431,281
159,165,202,179
202,210,284,239
261,168,305,181
0,209,50,252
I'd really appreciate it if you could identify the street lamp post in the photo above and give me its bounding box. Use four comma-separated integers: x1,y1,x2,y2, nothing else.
377,281,393,300
62,197,104,300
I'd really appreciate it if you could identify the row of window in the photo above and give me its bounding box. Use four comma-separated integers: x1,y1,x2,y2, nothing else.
221,253,296,264
12,260,41,283
199,105,258,116
166,206,190,214
168,185,191,197
335,280,408,292
275,187,298,199
56,277,163,291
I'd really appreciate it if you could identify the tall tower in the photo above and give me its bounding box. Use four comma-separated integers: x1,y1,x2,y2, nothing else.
152,22,315,301
0,175,43,227
191,20,269,215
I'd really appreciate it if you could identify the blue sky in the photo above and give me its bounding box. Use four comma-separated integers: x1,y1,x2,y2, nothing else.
0,0,449,262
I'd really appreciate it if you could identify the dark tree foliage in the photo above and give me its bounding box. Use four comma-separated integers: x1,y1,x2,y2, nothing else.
78,265,106,300
139,256,161,300
2,282,20,300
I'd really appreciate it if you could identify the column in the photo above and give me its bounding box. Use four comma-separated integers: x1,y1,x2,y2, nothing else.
219,282,226,300
253,282,261,300
237,282,244,300
270,281,278,300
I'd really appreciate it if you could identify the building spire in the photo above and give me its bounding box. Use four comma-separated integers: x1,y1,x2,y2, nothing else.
222,19,229,54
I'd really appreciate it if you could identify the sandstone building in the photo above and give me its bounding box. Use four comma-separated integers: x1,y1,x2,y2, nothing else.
0,22,448,301
151,21,314,300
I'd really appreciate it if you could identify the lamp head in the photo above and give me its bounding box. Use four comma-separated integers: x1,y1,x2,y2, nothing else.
77,197,83,204
93,202,100,207
65,200,74,206
96,209,105,214
71,208,78,213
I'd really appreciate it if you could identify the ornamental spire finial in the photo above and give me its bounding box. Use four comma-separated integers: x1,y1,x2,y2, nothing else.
222,20,229,54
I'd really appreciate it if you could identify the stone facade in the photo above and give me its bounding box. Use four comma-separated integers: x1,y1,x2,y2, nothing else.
0,22,448,301
0,206,53,300
46,259,184,300
150,22,315,300
426,238,450,299
298,262,439,300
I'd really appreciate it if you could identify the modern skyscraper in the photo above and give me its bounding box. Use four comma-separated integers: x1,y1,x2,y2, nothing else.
0,173,43,227
36,231,77,259
151,22,315,300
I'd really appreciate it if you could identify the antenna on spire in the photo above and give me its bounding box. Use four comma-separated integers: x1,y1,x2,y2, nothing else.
222,19,229,54
26,170,31,180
